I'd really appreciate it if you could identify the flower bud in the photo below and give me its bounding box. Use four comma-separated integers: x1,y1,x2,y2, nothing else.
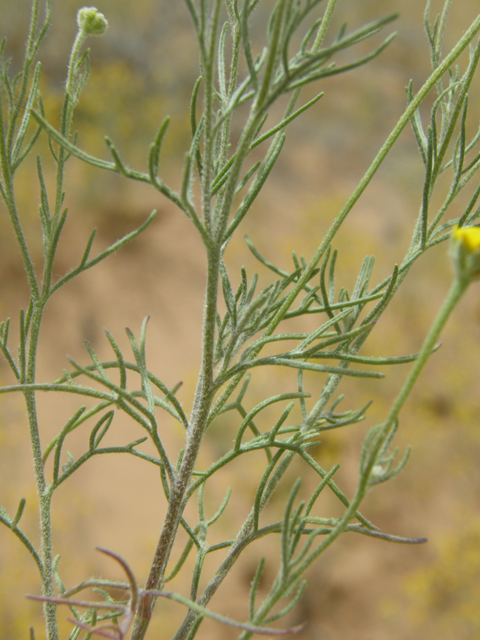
371,464,385,480
450,225,480,282
77,7,108,36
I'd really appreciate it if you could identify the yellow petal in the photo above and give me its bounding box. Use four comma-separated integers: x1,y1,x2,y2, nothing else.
453,226,480,252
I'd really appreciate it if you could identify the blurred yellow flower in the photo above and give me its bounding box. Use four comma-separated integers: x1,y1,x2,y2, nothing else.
453,225,480,252
451,225,480,281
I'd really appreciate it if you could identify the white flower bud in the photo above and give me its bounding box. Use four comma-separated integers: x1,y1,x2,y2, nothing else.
371,464,385,480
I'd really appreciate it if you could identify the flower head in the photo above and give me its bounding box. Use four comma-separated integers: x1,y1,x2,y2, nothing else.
453,225,480,251
77,7,108,36
450,225,480,281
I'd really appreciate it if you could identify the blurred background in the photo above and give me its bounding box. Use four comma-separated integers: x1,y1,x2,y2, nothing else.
1,0,480,638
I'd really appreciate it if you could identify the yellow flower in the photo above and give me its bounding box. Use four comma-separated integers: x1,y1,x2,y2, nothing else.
450,225,480,281
453,225,480,252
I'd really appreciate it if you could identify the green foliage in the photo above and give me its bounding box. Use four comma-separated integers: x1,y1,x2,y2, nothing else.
1,0,480,639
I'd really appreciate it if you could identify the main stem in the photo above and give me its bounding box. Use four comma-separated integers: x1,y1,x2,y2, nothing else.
130,245,221,640
25,302,58,640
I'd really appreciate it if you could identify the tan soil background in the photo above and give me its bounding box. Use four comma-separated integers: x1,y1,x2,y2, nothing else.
1,1,480,639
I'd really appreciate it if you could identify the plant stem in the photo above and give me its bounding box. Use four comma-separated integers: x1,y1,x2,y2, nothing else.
25,302,58,640
311,0,338,52
378,275,469,440
130,245,222,639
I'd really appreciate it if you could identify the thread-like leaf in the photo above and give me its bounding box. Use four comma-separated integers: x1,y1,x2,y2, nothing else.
89,411,115,451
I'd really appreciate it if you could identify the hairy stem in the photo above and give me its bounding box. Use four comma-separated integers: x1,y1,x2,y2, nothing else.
25,302,58,639
130,244,221,639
